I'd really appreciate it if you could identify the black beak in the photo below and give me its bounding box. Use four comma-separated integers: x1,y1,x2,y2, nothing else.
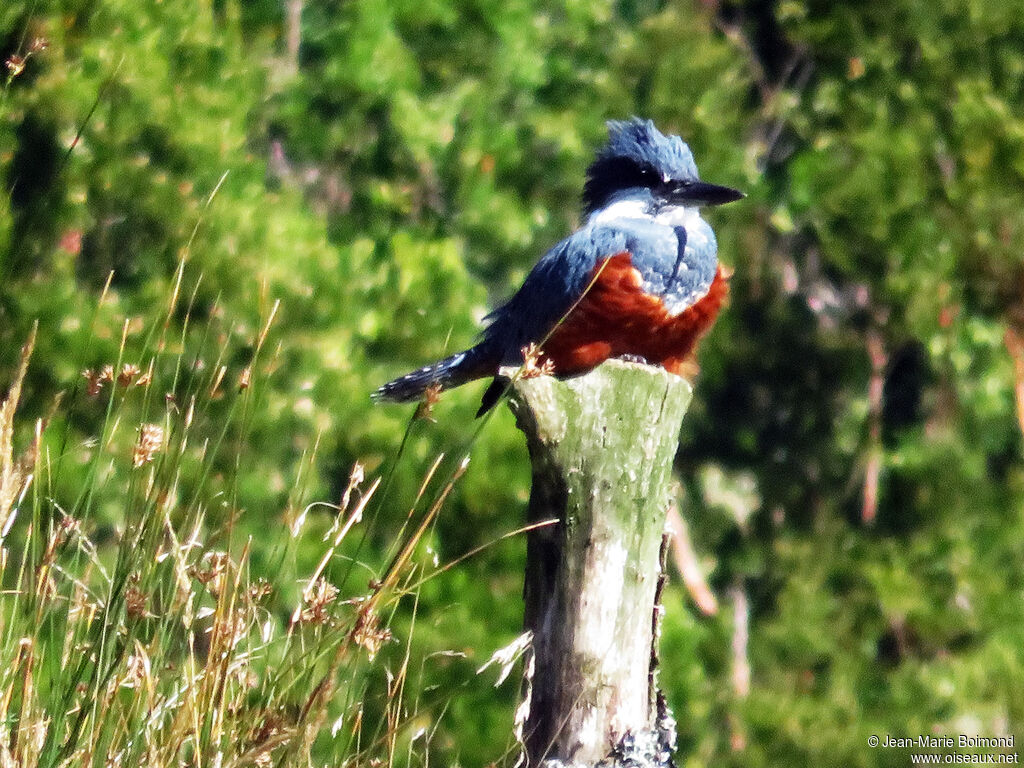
666,180,745,207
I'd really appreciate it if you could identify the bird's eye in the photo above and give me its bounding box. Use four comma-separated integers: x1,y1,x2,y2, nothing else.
637,166,660,185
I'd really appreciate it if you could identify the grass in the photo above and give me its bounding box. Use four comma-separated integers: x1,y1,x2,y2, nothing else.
0,269,525,768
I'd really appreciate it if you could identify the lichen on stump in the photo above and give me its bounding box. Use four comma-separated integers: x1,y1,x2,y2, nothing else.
504,359,693,768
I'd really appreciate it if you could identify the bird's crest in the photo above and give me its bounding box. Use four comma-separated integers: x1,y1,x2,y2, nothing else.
583,118,700,214
602,118,699,179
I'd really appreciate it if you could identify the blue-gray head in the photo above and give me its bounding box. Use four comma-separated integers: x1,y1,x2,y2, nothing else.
583,118,743,215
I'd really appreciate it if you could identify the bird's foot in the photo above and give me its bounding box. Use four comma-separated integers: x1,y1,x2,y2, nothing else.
615,353,650,365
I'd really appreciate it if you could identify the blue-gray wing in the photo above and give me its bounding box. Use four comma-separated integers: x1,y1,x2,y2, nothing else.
480,218,718,364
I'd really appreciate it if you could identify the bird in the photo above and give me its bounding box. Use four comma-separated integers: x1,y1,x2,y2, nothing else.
373,118,743,416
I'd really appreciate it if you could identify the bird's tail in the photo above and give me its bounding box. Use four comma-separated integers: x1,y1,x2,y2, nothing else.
372,347,492,403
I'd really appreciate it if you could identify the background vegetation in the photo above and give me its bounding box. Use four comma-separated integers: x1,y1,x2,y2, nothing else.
1,0,1023,765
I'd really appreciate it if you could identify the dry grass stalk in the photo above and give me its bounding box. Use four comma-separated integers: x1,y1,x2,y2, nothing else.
290,465,379,627
665,503,718,616
0,281,485,768
729,582,750,752
862,330,887,524
0,326,37,537
292,455,471,761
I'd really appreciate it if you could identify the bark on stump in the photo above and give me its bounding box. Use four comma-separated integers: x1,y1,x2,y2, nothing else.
505,359,693,768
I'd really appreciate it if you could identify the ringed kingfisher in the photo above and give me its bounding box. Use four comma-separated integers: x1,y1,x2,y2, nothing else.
373,118,743,415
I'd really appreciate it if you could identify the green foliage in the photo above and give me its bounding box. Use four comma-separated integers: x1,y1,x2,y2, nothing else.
1,0,1023,765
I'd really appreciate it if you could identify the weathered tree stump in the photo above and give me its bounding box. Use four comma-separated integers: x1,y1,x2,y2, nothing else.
505,359,693,767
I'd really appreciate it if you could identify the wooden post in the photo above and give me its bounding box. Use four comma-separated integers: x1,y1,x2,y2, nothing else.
506,359,693,767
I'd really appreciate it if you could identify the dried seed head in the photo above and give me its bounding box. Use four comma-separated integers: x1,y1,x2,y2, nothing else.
125,585,149,619
191,550,230,595
133,423,165,467
217,608,252,650
300,578,339,625
5,55,25,78
118,363,141,387
350,609,392,660
82,369,104,396
520,343,555,379
248,578,272,603
414,382,443,422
